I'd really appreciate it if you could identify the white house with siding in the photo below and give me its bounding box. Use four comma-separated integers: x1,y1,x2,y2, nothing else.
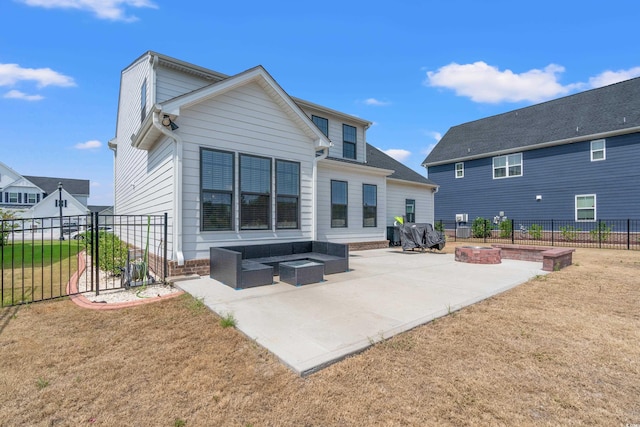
0,161,90,226
110,51,438,275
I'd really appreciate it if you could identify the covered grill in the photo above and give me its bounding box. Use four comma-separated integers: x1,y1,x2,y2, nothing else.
398,223,446,252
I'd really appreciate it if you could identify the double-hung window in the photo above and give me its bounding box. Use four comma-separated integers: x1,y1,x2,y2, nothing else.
8,192,18,203
276,160,300,229
493,153,522,178
27,193,37,204
455,162,464,178
140,78,147,123
591,139,606,161
312,115,329,137
362,184,377,227
405,199,415,223
343,124,357,159
576,194,596,221
331,180,348,228
240,154,271,230
201,149,234,231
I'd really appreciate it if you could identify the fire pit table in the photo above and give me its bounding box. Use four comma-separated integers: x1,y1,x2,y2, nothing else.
279,260,324,286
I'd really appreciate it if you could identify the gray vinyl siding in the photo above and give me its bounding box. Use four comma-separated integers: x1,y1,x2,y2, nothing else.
428,132,640,222
178,81,315,261
299,106,366,163
156,66,218,103
114,57,175,256
386,181,435,226
316,163,387,243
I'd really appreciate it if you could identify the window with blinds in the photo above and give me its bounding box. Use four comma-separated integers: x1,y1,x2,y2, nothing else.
201,148,234,231
276,160,300,229
240,154,271,230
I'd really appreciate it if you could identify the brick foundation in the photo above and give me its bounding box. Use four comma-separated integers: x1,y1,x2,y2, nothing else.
168,258,210,277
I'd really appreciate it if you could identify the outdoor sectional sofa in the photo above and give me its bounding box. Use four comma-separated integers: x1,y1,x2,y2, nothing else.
210,241,349,289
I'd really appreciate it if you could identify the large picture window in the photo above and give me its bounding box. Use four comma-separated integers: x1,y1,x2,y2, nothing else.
363,184,377,227
493,153,522,178
240,154,271,230
331,180,348,228
343,124,356,159
201,149,234,231
276,160,300,229
576,194,596,221
312,115,329,137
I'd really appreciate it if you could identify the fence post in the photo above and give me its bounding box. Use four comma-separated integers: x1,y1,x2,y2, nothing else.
94,212,100,296
598,219,602,249
511,219,515,244
551,219,554,246
627,219,631,251
164,212,168,280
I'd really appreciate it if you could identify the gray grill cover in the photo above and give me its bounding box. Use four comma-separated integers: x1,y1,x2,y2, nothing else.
398,223,446,251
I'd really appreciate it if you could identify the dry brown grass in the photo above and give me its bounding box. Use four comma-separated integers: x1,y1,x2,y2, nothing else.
1,245,639,426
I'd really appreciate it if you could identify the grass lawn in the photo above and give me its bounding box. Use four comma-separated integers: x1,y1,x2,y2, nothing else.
0,244,638,425
1,241,83,305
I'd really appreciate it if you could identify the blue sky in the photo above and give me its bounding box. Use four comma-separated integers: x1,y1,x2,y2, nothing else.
2,0,639,205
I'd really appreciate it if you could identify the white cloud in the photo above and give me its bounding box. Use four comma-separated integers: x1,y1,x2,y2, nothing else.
91,181,101,187
383,148,411,162
0,63,75,88
75,140,102,150
425,61,578,103
3,89,44,101
18,0,158,22
364,98,391,106
425,131,441,142
588,67,640,88
421,143,437,157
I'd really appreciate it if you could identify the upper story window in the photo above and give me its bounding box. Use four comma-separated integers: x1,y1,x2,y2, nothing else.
201,148,234,231
312,115,329,137
8,192,18,203
27,193,37,204
455,162,464,178
576,194,596,221
343,124,357,160
240,154,271,230
276,160,300,229
493,153,522,179
140,78,147,123
591,139,606,161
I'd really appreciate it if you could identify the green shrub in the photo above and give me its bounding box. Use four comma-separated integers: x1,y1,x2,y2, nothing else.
471,217,492,238
529,224,543,240
97,233,128,276
498,220,512,238
590,222,613,243
560,225,581,242
434,221,445,233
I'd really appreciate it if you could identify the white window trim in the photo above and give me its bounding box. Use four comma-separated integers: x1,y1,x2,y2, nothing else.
590,139,606,161
455,162,464,178
492,153,523,179
575,194,596,222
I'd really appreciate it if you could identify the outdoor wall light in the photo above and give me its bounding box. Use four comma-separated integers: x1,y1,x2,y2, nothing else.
536,195,542,201
162,115,179,130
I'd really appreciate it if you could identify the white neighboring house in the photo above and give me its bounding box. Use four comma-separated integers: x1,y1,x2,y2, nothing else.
110,51,438,276
0,161,91,231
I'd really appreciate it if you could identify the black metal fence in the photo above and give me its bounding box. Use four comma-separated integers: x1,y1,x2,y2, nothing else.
1,213,167,307
436,218,640,250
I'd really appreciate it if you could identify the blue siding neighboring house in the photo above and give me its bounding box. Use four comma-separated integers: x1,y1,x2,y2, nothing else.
422,77,640,224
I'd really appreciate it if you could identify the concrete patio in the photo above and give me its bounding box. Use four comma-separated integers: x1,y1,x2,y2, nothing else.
177,247,547,375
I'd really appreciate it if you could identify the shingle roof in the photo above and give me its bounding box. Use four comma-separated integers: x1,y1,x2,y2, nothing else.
365,144,437,186
423,77,640,166
23,176,90,196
